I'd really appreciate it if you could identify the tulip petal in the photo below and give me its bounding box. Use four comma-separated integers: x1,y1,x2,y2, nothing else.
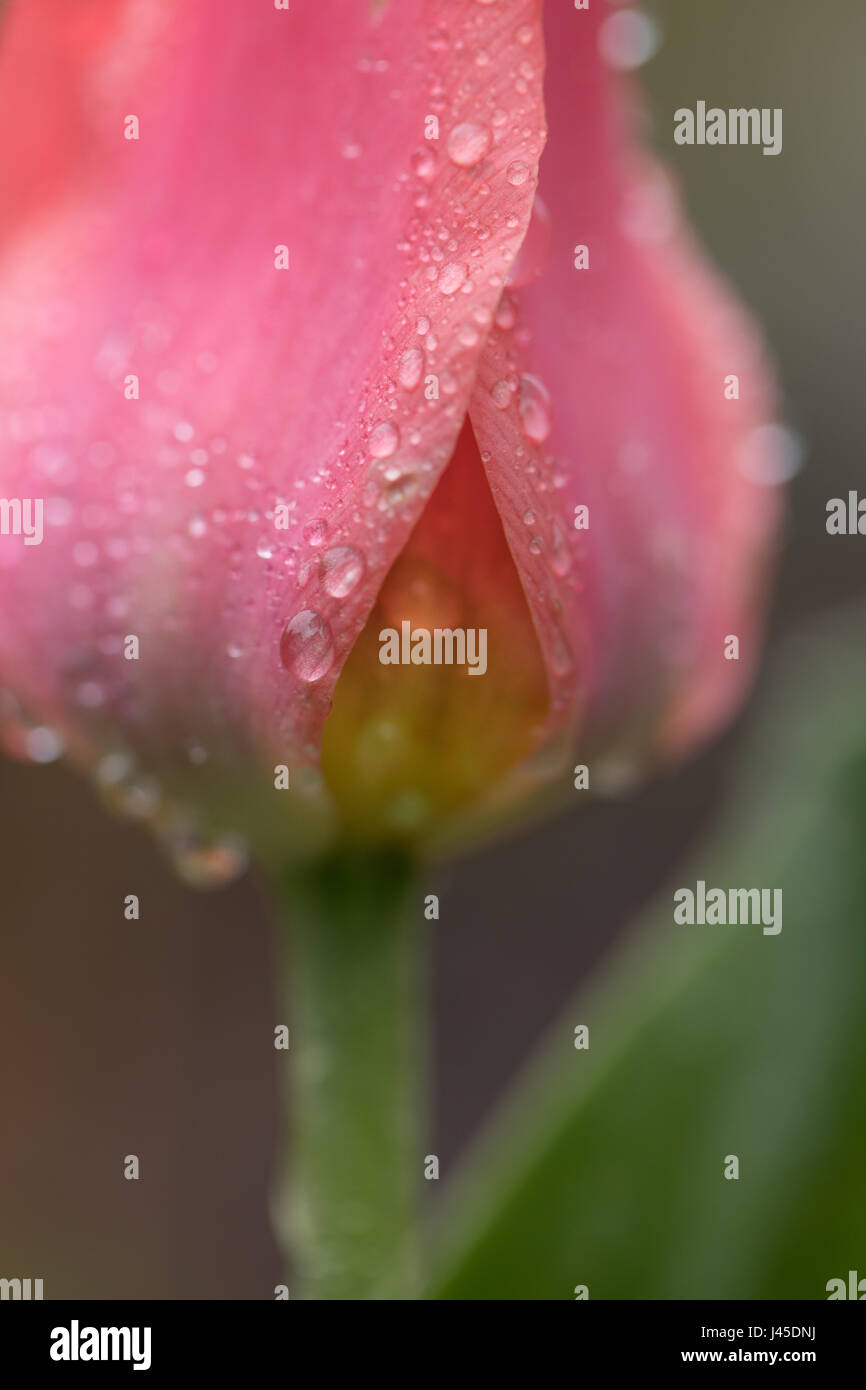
0,0,545,853
468,1,782,772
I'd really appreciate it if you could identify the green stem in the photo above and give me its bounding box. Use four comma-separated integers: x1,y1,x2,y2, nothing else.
273,850,424,1300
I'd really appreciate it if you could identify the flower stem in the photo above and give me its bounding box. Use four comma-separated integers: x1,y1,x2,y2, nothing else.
273,849,424,1300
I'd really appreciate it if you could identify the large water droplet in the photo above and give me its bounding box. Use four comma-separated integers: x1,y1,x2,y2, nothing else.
438,262,468,296
447,121,492,169
321,545,366,599
368,421,400,458
280,610,335,682
398,348,424,390
518,373,552,443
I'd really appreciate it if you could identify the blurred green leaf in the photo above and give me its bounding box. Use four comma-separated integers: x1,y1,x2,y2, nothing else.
431,604,866,1299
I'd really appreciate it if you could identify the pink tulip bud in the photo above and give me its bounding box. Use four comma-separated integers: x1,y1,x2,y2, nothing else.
0,1,781,872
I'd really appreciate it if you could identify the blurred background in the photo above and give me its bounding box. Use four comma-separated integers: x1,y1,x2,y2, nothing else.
1,0,865,1297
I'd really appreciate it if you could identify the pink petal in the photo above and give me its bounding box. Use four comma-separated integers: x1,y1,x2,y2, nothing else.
0,1,545,851
468,2,782,770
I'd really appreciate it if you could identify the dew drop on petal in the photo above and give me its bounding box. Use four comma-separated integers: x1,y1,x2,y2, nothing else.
303,518,328,547
518,373,552,442
507,160,531,187
447,121,492,169
369,421,400,458
438,261,468,295
551,524,572,577
321,545,366,599
411,147,437,182
398,348,424,390
280,610,335,682
495,294,517,330
490,379,512,409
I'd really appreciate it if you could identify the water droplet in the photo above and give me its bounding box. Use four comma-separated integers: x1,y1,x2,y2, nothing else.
551,524,572,577
523,508,536,525
188,513,208,538
495,294,517,330
256,537,274,559
518,373,552,442
447,121,492,169
376,463,420,507
506,160,531,187
550,631,575,678
438,261,468,295
303,518,329,547
515,23,534,45
490,379,512,409
529,536,543,555
398,348,424,390
369,421,400,458
227,641,244,659
174,421,194,443
298,555,321,588
321,545,366,599
185,467,206,487
411,147,437,182
280,610,335,682
416,315,431,335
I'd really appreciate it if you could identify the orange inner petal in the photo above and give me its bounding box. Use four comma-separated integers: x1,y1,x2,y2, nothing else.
322,420,550,843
